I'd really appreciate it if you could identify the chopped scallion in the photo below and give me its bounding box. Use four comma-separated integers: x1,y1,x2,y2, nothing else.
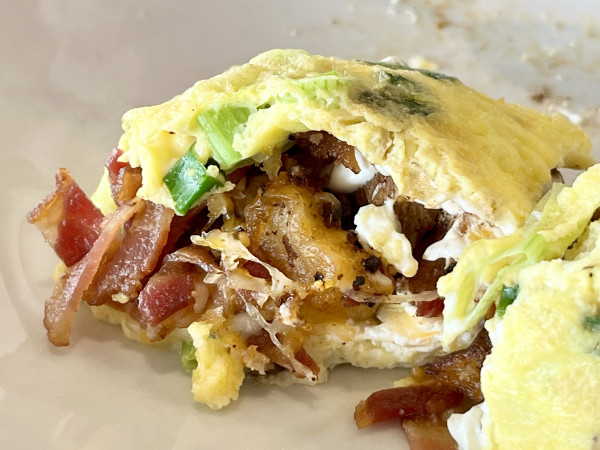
163,146,223,215
295,71,346,102
496,285,519,317
180,340,198,372
197,104,255,169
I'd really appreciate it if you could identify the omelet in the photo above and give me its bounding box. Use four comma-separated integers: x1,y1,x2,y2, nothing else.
29,49,593,412
115,49,592,233
444,164,600,449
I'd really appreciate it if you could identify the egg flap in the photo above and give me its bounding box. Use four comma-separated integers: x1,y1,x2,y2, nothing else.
117,49,593,230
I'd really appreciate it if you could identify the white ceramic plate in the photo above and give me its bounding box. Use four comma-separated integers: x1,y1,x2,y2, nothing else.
2,1,599,448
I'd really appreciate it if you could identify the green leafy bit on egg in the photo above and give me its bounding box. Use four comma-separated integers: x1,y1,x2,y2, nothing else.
584,315,600,333
352,68,436,117
197,104,255,170
180,340,198,372
163,146,224,215
351,86,436,117
359,59,458,81
496,285,519,317
293,71,350,105
377,70,422,91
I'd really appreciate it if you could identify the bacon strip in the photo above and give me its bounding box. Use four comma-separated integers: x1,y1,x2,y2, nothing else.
106,148,129,182
138,261,209,326
415,297,445,318
354,329,492,446
138,267,198,326
402,420,459,450
85,201,175,306
44,200,144,346
425,328,492,402
164,245,220,274
111,165,143,205
293,131,360,173
157,204,208,263
354,383,464,429
105,148,143,205
27,168,103,266
246,329,321,379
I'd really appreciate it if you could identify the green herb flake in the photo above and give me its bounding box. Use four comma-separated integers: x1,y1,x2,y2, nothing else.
496,285,519,317
352,87,435,116
163,146,223,215
584,316,600,332
180,340,198,372
197,104,255,169
378,70,421,91
360,60,457,81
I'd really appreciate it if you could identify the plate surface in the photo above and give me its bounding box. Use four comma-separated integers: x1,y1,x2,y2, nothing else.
2,1,599,448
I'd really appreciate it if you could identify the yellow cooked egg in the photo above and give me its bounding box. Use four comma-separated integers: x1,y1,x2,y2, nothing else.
117,49,592,231
480,224,600,449
188,322,246,410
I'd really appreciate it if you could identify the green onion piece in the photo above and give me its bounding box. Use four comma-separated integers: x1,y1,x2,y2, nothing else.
180,340,198,372
163,146,223,215
295,71,346,101
496,285,519,317
584,316,600,332
197,104,256,169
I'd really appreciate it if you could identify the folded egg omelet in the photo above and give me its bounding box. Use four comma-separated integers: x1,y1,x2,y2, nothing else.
30,50,594,414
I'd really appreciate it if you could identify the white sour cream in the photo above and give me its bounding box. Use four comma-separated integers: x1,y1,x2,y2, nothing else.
354,199,418,276
327,149,377,193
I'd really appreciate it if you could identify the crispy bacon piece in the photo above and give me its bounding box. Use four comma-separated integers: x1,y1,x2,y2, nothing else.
246,329,320,379
84,201,175,306
105,148,143,205
354,382,464,428
43,200,144,346
354,173,397,207
27,168,103,266
138,262,209,326
136,245,219,335
294,347,321,378
106,148,129,181
426,329,492,402
137,274,194,326
226,165,251,184
154,204,209,267
293,131,360,173
402,420,458,450
111,166,142,205
354,329,492,447
242,260,271,279
164,245,220,274
415,297,445,318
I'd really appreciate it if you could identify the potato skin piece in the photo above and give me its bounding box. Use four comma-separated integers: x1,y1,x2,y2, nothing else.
244,173,393,296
